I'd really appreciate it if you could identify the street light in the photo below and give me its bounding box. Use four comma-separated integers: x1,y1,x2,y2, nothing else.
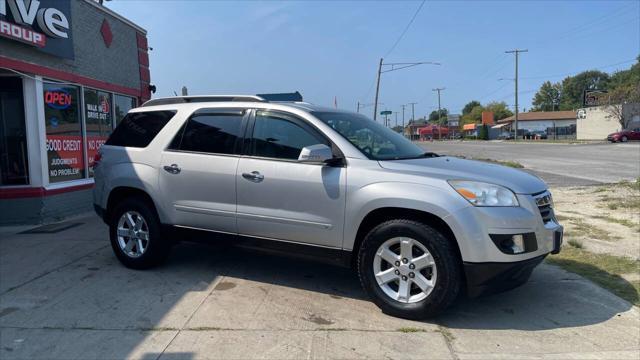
372,58,441,122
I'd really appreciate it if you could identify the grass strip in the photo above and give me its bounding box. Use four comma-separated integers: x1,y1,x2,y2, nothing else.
546,246,639,306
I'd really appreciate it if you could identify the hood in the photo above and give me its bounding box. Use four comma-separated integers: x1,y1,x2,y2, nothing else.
379,156,547,194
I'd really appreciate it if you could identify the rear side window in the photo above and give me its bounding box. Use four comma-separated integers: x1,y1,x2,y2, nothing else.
170,110,244,155
106,110,176,148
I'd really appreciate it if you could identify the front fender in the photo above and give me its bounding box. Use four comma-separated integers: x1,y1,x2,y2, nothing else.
343,181,470,250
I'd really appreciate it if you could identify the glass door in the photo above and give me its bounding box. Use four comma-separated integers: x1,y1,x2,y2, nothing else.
0,77,29,185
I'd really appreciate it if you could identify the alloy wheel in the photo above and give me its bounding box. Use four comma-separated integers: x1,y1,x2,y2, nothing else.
116,211,150,258
373,237,437,303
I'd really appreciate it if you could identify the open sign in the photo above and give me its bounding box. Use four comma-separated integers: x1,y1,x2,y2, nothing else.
45,89,72,109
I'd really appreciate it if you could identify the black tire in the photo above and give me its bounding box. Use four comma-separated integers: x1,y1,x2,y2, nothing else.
109,197,170,269
621,136,628,142
357,219,461,319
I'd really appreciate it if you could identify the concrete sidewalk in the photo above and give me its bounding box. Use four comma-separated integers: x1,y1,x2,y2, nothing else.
1,213,638,359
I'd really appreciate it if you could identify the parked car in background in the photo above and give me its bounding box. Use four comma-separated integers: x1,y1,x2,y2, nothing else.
498,132,514,140
532,131,548,140
93,95,563,319
607,128,640,142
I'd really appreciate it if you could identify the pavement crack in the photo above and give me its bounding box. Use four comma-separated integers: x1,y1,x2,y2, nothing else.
435,324,458,360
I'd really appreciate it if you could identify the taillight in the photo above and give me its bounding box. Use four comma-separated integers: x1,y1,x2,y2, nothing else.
93,152,102,168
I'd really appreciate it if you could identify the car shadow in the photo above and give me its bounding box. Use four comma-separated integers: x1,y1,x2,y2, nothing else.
170,239,635,331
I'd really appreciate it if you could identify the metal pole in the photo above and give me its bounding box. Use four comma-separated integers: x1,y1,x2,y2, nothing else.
409,102,417,122
432,88,444,124
506,49,527,141
401,104,406,137
373,58,383,122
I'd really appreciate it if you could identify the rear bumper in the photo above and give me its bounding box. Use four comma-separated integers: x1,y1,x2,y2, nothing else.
464,254,546,298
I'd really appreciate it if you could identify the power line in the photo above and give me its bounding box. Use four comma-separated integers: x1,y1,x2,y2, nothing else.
521,59,637,80
383,0,427,58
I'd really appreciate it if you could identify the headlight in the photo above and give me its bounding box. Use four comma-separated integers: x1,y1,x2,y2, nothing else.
448,180,519,207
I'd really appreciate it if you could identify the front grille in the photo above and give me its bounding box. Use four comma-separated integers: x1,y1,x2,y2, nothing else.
535,193,555,224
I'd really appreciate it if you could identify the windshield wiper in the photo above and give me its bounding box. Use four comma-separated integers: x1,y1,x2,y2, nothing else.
390,152,440,160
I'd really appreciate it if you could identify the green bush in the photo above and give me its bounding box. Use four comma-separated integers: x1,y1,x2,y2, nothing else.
478,125,489,140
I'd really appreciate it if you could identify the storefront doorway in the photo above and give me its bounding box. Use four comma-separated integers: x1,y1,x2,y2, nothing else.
0,77,29,186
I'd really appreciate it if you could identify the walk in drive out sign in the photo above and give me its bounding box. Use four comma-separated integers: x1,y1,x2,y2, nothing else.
0,0,74,59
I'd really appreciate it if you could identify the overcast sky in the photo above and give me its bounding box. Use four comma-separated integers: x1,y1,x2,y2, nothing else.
109,0,639,120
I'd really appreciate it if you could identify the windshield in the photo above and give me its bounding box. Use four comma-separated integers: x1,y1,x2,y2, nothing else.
312,111,426,160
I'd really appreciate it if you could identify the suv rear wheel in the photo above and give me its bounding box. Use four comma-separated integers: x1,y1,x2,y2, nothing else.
109,198,170,269
357,219,461,319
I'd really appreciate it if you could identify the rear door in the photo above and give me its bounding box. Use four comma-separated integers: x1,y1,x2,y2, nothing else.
159,108,247,233
236,110,346,248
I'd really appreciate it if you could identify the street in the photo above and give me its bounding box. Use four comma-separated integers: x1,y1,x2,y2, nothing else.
419,141,640,187
1,214,638,359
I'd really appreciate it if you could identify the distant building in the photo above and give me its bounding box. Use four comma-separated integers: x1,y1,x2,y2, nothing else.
447,114,461,138
577,103,640,140
497,111,577,139
404,118,428,140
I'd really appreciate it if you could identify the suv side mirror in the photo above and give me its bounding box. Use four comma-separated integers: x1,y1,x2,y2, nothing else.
298,144,334,164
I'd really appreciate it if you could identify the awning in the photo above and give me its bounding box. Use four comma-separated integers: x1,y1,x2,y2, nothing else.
491,123,508,129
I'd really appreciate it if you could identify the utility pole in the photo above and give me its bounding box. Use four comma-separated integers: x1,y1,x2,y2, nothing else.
408,102,418,122
372,58,440,122
373,58,383,122
401,104,407,137
505,49,528,141
394,111,399,128
432,88,445,124
357,101,360,113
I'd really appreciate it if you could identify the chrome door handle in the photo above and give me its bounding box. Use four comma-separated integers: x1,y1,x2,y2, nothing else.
163,164,181,174
242,171,264,182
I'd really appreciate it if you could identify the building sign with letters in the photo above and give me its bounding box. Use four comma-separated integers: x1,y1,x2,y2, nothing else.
583,89,609,107
0,0,74,59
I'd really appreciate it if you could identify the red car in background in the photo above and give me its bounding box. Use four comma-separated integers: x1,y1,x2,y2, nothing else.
607,128,640,142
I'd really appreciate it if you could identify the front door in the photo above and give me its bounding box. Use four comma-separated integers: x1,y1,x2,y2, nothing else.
159,108,247,233
236,110,346,248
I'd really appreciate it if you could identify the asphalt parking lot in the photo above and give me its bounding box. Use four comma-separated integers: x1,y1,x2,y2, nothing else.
1,214,639,359
419,141,640,187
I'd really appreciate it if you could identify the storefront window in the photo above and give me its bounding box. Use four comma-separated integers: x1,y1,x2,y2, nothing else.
84,88,112,176
114,94,136,125
0,77,29,186
44,83,84,183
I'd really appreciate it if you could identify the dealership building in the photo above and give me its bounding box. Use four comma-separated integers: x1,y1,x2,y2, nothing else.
0,0,151,224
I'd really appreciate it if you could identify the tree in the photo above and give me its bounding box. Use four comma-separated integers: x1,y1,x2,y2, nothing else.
559,70,610,110
461,105,484,124
462,100,481,115
532,81,562,111
484,101,514,120
429,108,448,123
603,83,640,129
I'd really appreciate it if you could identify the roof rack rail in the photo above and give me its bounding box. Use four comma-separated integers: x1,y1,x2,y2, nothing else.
141,92,304,107
141,95,266,107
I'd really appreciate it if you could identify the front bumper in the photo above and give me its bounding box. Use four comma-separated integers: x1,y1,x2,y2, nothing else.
444,190,563,263
464,254,546,297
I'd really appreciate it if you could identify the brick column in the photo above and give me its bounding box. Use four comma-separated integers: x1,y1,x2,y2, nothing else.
136,32,151,104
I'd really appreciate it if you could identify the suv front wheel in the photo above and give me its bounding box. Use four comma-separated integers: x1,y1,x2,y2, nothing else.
357,219,461,319
109,198,170,269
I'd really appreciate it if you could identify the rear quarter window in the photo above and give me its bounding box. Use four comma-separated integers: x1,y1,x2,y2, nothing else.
105,110,176,148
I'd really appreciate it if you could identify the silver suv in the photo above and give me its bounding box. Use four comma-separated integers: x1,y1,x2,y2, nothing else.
93,94,563,319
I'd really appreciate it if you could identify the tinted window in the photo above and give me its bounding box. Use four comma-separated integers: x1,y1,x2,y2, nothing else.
106,110,176,148
252,112,328,160
174,112,243,154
